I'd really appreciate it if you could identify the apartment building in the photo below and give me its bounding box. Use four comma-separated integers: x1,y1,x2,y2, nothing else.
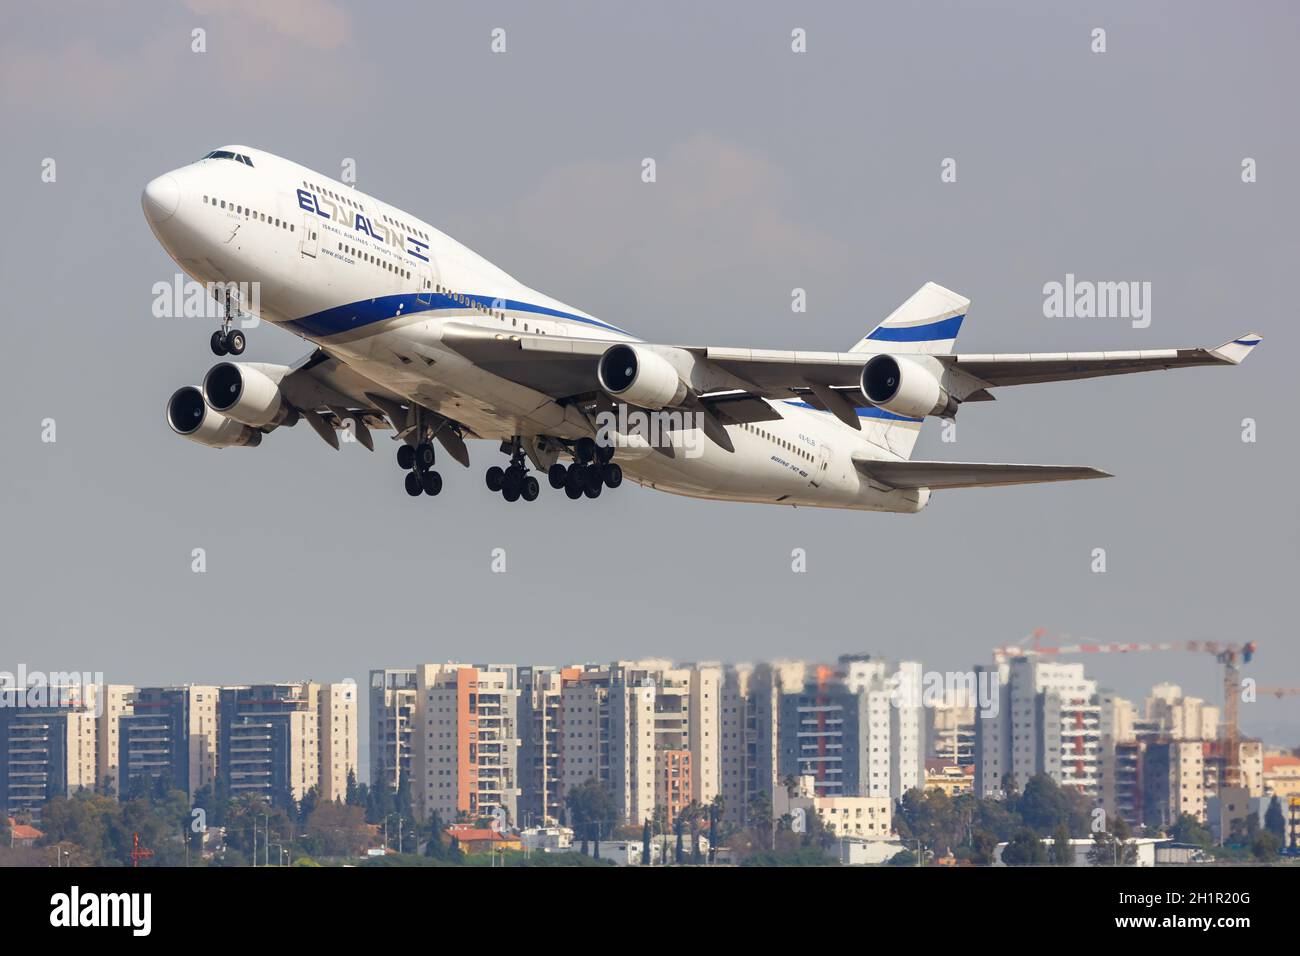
95,684,135,797
318,681,358,802
517,665,580,826
410,664,521,826
0,682,97,818
218,682,356,809
976,658,1102,801
368,668,416,795
777,657,925,801
118,685,219,800
719,660,805,825
773,775,893,840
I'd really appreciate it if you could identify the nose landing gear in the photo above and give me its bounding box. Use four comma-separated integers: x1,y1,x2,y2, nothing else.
210,291,247,356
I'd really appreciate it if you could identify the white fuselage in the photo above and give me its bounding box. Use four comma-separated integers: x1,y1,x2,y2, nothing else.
143,146,927,512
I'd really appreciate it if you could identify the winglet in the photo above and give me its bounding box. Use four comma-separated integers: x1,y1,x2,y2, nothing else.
1211,332,1263,365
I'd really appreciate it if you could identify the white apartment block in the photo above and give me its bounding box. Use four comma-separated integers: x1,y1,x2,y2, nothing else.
411,664,521,826
318,681,358,802
95,683,135,796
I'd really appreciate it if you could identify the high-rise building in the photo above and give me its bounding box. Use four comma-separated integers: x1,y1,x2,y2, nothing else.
318,681,358,803
720,661,805,824
557,666,656,827
410,664,521,826
1143,739,1206,827
0,683,97,818
517,665,580,826
95,684,134,798
976,658,1101,800
1145,684,1219,741
118,685,219,800
369,668,416,795
778,657,925,801
218,682,356,809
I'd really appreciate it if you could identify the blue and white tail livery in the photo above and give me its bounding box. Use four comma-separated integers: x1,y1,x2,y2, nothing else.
851,281,969,356
145,146,1262,513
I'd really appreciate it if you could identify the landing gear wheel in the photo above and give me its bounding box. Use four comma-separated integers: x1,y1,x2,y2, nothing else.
485,466,505,492
210,331,228,356
584,466,603,497
548,463,568,489
565,464,586,495
575,437,597,464
602,463,623,488
223,329,246,355
521,476,540,501
595,444,615,465
397,444,415,470
565,482,583,500
415,443,435,471
421,470,443,496
502,466,524,499
583,478,603,499
404,472,423,497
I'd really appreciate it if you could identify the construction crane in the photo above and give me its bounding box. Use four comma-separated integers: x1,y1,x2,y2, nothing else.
1256,687,1300,699
993,629,1257,788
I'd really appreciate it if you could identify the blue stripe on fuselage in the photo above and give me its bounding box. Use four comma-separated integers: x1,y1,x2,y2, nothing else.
281,292,632,338
866,314,964,342
785,400,922,423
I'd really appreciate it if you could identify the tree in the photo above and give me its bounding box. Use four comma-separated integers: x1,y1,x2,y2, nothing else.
642,820,652,865
1001,828,1047,866
1087,823,1137,866
565,778,617,857
1251,831,1281,861
302,800,370,858
345,769,360,806
1265,796,1286,842
1168,813,1213,848
1050,825,1074,866
707,797,721,863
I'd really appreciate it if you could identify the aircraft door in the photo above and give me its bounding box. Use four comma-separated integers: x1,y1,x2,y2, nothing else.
416,265,434,306
810,441,832,487
300,214,318,258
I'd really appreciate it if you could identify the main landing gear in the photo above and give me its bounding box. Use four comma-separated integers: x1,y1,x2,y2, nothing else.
548,437,622,501
209,290,247,356
398,441,442,497
485,438,540,503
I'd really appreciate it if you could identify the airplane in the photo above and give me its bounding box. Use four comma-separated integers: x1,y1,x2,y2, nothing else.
143,146,1262,513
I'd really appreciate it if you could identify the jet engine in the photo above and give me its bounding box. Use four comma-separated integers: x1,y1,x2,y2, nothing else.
166,386,262,448
202,362,295,428
860,354,957,419
596,344,689,410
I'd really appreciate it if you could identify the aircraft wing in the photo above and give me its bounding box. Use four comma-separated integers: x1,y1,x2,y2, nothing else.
853,459,1112,490
439,323,1261,412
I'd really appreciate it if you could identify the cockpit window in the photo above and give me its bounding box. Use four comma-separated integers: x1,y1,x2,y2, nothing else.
200,150,254,167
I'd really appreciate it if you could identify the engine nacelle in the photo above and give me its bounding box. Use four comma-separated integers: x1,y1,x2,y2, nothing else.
202,362,294,428
596,344,689,410
166,386,262,448
861,354,957,419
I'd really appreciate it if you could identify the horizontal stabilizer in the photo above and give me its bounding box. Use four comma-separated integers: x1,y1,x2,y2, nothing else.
853,458,1111,490
1210,332,1263,365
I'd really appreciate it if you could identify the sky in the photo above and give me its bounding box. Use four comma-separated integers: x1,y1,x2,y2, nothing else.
2,0,1296,776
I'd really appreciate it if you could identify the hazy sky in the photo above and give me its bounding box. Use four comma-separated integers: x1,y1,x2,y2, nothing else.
2,1,1296,774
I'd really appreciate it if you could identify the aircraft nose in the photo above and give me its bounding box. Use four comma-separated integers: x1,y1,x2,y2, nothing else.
141,174,180,223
